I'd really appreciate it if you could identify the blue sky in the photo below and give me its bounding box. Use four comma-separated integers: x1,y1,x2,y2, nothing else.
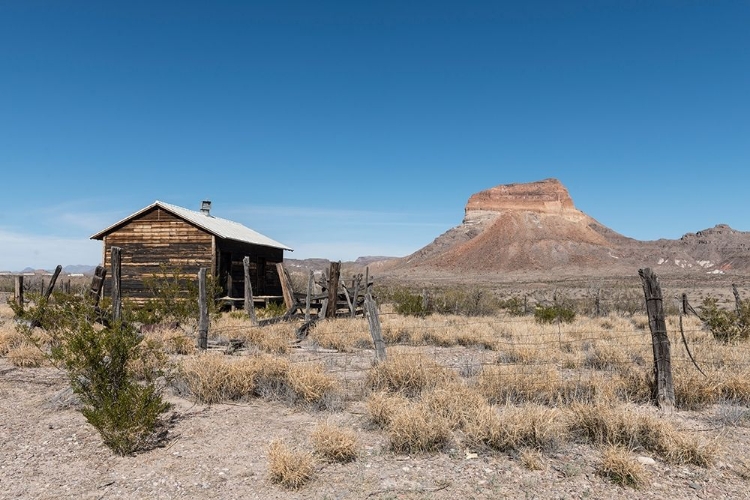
1,1,748,270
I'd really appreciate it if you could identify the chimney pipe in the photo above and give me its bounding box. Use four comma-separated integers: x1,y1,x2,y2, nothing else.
200,200,211,215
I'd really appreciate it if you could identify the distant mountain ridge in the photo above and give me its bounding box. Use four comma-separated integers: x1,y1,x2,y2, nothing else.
386,178,750,277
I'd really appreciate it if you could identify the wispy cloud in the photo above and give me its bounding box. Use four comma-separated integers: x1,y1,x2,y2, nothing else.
0,228,102,271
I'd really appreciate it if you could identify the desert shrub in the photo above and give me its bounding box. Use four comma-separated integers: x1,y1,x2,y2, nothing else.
391,288,430,317
431,287,500,316
310,421,358,462
534,304,576,324
699,296,750,342
14,294,170,456
267,439,315,489
498,296,527,316
256,300,288,319
598,445,647,488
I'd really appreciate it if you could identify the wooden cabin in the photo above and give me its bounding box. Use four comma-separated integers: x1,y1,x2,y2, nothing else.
90,200,292,302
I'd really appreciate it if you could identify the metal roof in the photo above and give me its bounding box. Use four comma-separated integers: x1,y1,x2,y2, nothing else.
90,200,293,251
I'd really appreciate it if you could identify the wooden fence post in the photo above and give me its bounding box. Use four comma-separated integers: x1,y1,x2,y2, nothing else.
326,261,341,319
88,265,107,306
110,247,122,323
14,275,24,313
243,256,258,326
305,270,313,322
198,268,209,350
364,293,386,362
639,268,675,409
276,263,296,310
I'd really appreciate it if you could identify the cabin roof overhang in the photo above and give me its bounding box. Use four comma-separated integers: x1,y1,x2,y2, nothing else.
90,200,293,252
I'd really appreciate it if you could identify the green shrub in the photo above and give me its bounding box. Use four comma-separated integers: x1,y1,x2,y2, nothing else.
391,288,430,317
699,297,750,342
534,304,576,324
15,294,170,455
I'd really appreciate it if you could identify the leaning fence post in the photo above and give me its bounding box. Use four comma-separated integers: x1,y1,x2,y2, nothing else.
198,268,209,349
364,293,386,362
243,257,258,326
639,268,675,409
111,247,122,323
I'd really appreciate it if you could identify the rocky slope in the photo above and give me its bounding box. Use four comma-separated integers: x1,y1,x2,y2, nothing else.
390,179,750,277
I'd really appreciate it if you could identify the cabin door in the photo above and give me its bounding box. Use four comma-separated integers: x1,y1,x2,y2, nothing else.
219,251,232,296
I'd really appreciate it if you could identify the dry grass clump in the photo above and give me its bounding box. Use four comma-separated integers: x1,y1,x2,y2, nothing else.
239,323,291,354
464,404,565,453
519,448,546,470
286,363,341,408
141,326,196,355
6,343,45,367
568,402,717,466
598,445,648,488
267,439,315,489
388,401,453,454
179,353,339,408
0,326,25,356
309,318,372,352
127,338,169,380
419,381,487,430
365,350,457,398
477,364,574,405
584,341,631,370
310,421,358,462
366,391,409,428
179,353,257,404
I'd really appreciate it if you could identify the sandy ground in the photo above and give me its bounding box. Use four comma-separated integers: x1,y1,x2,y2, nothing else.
2,354,750,500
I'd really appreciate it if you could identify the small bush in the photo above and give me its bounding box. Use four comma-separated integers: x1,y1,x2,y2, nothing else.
534,304,576,324
310,421,358,462
699,296,750,342
598,445,647,488
391,288,430,317
267,439,315,489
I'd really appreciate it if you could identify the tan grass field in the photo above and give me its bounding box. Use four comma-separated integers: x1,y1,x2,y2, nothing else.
2,297,750,499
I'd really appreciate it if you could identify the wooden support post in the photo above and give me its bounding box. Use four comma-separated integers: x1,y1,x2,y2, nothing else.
326,261,341,319
243,256,258,326
110,247,122,323
198,268,209,350
28,265,63,329
639,268,675,409
305,270,313,322
365,293,386,362
276,262,296,310
351,274,361,318
14,275,24,314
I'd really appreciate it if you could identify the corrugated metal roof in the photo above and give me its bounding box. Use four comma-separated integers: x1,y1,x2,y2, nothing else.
90,201,293,251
